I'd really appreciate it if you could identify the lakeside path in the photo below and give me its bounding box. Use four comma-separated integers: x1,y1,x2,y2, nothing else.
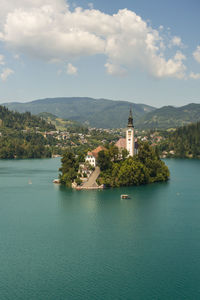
81,166,101,189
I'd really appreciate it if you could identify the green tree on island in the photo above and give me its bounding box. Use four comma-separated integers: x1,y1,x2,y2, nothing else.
97,142,169,187
59,142,170,188
59,152,79,187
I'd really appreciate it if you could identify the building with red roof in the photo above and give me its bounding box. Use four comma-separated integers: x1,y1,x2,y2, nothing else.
85,146,106,167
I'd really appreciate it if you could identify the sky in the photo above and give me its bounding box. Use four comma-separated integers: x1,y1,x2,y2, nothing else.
0,0,200,107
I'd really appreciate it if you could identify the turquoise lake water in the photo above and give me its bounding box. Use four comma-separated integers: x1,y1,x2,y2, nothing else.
0,158,200,299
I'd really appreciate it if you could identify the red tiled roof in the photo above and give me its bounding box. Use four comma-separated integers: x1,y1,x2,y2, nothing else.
87,152,93,156
87,146,106,158
92,146,106,158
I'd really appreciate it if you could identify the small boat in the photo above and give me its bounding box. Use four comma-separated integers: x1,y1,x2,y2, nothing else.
121,194,130,199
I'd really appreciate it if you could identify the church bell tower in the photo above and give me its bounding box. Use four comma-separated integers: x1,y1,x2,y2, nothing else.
126,108,134,156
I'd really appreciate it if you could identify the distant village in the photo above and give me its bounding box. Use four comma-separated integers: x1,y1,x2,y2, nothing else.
17,110,175,159
37,127,173,158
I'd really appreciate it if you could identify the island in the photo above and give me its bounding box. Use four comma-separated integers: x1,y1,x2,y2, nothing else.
59,109,170,189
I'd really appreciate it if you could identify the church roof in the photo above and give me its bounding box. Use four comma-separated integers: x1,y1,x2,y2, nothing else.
115,138,126,149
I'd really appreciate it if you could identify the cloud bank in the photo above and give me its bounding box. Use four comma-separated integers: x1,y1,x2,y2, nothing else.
0,0,188,79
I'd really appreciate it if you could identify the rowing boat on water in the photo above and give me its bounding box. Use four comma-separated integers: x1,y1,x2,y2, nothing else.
121,194,130,199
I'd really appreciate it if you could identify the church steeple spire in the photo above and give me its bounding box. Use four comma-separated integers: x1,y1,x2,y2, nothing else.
126,107,135,156
128,107,134,128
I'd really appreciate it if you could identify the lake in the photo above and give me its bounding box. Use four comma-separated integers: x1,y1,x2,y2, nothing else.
0,158,200,299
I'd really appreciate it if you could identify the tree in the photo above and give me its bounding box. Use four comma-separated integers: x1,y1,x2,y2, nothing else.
75,177,82,186
121,148,129,160
108,145,119,162
60,151,77,174
59,151,80,187
97,150,112,171
97,142,170,187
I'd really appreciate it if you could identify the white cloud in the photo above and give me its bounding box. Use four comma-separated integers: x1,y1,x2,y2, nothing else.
193,45,200,63
0,54,5,65
105,62,127,76
174,51,186,61
189,72,200,79
171,36,182,47
0,1,187,79
0,68,14,81
146,51,186,79
67,63,77,75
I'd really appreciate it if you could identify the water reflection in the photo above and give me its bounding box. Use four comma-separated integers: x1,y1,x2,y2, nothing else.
1,158,200,300
58,179,169,202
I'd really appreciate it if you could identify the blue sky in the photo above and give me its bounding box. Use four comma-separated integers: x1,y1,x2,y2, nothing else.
0,0,200,107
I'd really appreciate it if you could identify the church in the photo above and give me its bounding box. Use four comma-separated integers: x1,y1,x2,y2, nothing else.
115,108,138,156
85,108,138,167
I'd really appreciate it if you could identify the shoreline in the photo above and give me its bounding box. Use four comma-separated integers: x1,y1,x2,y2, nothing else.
75,184,105,190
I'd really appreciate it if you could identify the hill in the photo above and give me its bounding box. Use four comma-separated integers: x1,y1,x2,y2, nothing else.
3,97,155,128
135,103,200,129
38,112,88,133
0,106,56,159
0,106,55,131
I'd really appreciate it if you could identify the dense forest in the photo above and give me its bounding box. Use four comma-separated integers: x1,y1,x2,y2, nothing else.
59,142,170,188
0,106,55,131
159,121,200,158
0,106,56,159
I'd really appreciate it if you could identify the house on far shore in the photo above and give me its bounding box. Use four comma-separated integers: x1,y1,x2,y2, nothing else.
85,146,106,167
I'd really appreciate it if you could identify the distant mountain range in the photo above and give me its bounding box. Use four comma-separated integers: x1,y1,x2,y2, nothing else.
135,103,200,129
3,97,155,128
3,98,200,129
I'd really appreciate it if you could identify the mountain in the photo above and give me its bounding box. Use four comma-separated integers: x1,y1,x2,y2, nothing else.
0,105,55,131
4,98,199,129
38,112,88,133
3,97,155,128
135,103,200,129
